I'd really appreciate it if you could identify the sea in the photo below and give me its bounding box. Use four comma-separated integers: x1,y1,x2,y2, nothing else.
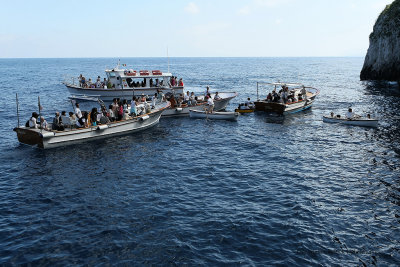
0,57,399,266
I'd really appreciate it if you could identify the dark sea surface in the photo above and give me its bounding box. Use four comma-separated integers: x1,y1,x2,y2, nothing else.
0,57,399,266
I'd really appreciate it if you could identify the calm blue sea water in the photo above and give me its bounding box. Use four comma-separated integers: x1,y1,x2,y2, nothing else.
0,57,399,266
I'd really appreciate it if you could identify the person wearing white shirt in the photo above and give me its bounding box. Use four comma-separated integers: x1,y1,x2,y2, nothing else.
184,91,190,104
28,112,39,128
39,116,49,130
346,108,354,119
206,96,214,113
75,103,82,119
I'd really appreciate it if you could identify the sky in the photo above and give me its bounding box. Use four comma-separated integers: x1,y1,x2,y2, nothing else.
0,0,394,58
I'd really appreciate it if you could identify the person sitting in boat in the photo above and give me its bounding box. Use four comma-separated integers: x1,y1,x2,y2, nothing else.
130,97,137,116
76,112,88,128
240,103,251,110
168,94,177,108
298,93,303,101
99,111,110,124
151,93,157,109
90,108,99,126
107,104,115,121
123,110,131,120
266,93,273,102
157,89,165,102
214,92,222,100
26,112,39,128
116,101,123,121
206,95,214,113
177,94,184,107
346,108,354,119
140,94,146,103
184,91,190,104
39,116,49,131
189,92,196,105
68,112,76,125
178,78,184,87
367,114,371,119
245,97,254,108
52,112,65,131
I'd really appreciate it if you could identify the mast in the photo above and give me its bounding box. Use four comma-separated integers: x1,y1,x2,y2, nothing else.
167,46,170,73
16,93,20,127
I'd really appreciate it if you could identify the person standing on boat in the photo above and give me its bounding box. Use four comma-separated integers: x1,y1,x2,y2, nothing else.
75,103,82,120
346,108,354,119
204,86,210,96
301,86,307,101
206,95,214,114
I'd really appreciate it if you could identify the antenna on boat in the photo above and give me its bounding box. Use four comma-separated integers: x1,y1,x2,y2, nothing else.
38,96,43,133
16,93,20,128
167,46,170,73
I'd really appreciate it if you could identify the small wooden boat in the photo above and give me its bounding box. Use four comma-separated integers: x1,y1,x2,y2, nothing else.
235,108,254,113
189,110,239,121
322,115,378,127
253,82,319,114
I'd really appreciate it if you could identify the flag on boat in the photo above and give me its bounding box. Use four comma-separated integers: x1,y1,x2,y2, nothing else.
122,64,126,67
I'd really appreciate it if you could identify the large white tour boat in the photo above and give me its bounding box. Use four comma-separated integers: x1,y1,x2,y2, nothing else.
64,65,183,102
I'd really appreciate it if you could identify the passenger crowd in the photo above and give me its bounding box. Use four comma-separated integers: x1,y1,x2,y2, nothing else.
78,74,185,89
264,85,307,104
26,86,222,131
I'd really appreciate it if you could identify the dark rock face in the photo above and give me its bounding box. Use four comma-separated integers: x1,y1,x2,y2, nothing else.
360,0,400,81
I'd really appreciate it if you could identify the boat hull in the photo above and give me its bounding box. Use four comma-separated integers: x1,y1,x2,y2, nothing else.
14,105,169,149
189,110,239,121
322,116,379,127
161,92,238,117
235,109,254,113
254,99,314,114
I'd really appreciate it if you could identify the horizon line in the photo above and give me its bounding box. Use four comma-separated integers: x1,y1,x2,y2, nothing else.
0,56,365,59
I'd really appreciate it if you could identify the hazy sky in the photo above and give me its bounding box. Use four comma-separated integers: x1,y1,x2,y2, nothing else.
0,0,393,58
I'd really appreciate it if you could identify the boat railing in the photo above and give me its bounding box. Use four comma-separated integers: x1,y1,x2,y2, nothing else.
63,75,77,86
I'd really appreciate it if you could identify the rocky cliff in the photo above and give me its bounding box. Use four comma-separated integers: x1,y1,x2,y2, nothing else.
360,0,400,81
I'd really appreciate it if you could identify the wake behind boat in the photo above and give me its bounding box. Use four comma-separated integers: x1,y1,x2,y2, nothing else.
254,82,319,114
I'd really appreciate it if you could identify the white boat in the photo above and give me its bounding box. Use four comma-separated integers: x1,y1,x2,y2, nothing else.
189,110,239,121
322,115,379,127
162,92,238,117
64,64,184,102
254,82,320,114
13,102,170,149
64,63,237,117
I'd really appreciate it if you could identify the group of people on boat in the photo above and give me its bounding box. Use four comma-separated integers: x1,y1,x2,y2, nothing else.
237,98,255,110
25,86,224,131
329,108,372,120
78,73,185,89
265,85,307,104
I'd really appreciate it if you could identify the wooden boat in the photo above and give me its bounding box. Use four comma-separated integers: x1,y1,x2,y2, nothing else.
235,108,254,113
253,82,319,114
14,101,170,149
162,92,238,117
189,110,239,121
322,115,378,127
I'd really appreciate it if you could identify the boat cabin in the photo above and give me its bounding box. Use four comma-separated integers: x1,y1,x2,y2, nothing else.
105,67,174,89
